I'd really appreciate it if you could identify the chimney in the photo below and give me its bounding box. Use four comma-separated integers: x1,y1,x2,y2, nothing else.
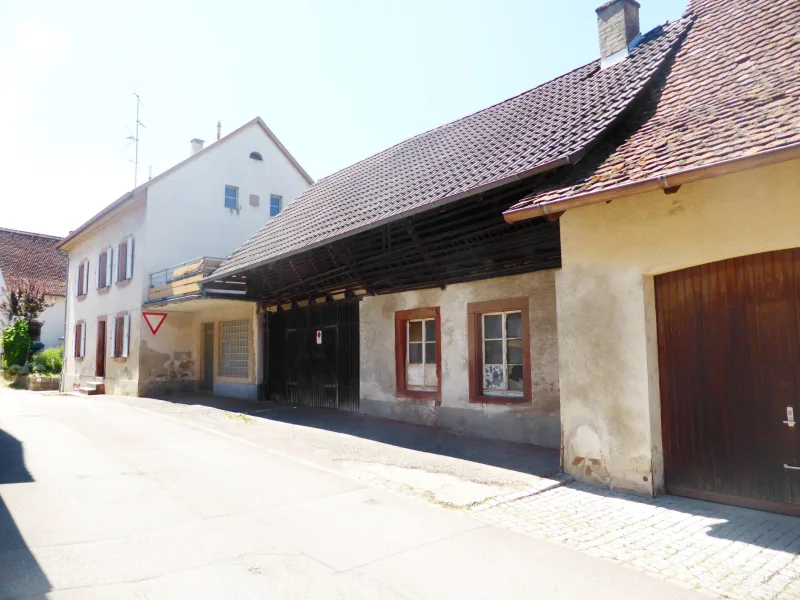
190,138,205,155
596,0,641,68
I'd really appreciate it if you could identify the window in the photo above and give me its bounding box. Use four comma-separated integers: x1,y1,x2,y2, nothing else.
482,312,523,394
224,185,239,209
249,151,263,161
395,307,441,399
110,313,130,358
96,248,113,289
270,194,282,217
467,298,530,404
74,321,86,357
116,236,134,282
75,259,89,297
219,319,249,377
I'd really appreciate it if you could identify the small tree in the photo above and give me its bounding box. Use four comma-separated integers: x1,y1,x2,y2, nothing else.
1,320,31,368
0,278,53,342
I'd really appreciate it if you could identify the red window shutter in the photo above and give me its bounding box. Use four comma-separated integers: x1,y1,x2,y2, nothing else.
74,323,81,357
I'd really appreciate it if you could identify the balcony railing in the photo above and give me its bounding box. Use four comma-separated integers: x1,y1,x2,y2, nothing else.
148,257,225,302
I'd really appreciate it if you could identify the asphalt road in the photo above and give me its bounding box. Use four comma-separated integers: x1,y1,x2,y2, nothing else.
0,391,704,599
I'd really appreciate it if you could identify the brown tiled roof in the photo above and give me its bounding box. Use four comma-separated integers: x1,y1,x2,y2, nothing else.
211,16,692,280
0,228,68,296
506,0,800,214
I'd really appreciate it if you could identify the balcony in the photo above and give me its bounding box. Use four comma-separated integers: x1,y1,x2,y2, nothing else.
147,257,226,303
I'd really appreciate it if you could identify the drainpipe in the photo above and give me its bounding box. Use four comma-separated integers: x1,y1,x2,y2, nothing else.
503,142,800,223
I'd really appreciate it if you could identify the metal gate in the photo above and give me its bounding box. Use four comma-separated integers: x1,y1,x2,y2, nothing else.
266,301,360,411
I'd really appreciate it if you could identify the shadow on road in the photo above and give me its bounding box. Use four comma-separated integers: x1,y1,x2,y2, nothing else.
0,428,52,598
154,393,561,479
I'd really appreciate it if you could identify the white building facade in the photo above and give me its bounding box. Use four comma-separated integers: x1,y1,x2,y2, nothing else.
58,118,312,397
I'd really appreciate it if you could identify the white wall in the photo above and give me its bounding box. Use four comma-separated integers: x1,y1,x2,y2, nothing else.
63,195,148,394
144,123,310,276
39,296,66,349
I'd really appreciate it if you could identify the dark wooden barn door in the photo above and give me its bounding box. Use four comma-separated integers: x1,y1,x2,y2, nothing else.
266,301,360,412
656,248,800,515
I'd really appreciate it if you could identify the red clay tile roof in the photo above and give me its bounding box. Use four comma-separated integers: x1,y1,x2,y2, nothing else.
211,16,692,280
0,228,68,296
506,0,800,215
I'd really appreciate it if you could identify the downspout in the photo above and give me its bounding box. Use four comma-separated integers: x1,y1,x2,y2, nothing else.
504,142,800,223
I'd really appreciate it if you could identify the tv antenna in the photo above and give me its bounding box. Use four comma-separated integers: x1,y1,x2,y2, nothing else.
126,89,146,188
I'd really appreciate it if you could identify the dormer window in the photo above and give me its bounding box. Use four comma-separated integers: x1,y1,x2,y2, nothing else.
249,152,263,161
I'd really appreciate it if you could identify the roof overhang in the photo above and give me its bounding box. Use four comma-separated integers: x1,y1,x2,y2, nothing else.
204,154,576,283
504,142,800,223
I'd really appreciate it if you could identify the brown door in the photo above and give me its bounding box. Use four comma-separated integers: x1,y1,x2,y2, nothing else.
656,248,800,516
96,320,106,378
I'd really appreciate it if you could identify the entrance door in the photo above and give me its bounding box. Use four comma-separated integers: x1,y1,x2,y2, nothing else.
96,320,106,378
202,323,214,391
267,301,359,411
656,248,800,515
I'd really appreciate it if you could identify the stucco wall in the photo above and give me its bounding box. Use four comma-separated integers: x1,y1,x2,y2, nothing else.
39,296,66,349
63,195,148,395
557,158,800,495
138,300,260,399
145,124,310,276
360,270,560,448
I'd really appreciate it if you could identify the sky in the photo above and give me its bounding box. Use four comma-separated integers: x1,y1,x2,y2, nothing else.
0,0,688,237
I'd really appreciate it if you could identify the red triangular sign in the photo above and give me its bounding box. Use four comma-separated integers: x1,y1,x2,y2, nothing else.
142,312,167,335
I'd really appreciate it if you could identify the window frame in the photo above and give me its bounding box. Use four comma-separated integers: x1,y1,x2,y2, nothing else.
269,194,282,217
224,185,239,209
116,235,134,283
394,307,441,401
74,321,86,358
467,297,531,405
97,247,113,290
76,259,89,297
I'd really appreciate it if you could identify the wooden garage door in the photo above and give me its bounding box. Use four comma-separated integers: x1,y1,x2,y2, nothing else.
656,248,800,516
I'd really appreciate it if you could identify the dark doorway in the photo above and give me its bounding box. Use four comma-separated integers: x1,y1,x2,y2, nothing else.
202,323,214,391
95,320,106,378
267,301,359,411
656,248,800,516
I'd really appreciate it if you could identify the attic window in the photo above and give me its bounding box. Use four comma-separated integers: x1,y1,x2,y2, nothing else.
249,152,263,161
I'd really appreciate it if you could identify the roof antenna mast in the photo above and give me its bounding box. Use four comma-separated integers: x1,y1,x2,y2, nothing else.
127,88,146,189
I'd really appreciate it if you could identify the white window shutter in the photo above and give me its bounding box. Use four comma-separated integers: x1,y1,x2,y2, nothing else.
126,237,134,280
80,323,86,358
95,256,100,289
110,316,117,358
122,314,130,358
106,248,113,287
83,261,89,296
113,246,119,283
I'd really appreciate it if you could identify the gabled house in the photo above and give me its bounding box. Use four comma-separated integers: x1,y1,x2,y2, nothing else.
0,227,68,349
57,117,312,397
204,2,692,450
502,0,800,514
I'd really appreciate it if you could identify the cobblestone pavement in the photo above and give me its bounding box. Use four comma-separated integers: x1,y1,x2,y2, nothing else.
472,483,800,600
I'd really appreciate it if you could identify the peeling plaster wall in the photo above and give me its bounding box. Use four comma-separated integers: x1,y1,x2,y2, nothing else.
558,158,800,496
138,312,199,396
360,270,560,448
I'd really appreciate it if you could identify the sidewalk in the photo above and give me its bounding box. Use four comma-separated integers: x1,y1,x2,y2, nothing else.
473,482,800,600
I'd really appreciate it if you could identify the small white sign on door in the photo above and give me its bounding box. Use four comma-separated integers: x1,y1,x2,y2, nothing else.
316,330,322,345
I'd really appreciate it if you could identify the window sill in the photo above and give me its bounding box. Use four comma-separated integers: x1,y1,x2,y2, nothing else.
469,394,529,405
396,389,440,402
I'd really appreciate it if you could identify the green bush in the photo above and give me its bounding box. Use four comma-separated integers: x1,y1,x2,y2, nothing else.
31,347,62,375
1,320,30,369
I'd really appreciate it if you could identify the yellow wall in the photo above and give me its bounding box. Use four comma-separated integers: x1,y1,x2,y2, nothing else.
557,158,800,495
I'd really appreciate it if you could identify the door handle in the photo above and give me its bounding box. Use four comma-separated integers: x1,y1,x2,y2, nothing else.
785,421,796,427
784,464,800,471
